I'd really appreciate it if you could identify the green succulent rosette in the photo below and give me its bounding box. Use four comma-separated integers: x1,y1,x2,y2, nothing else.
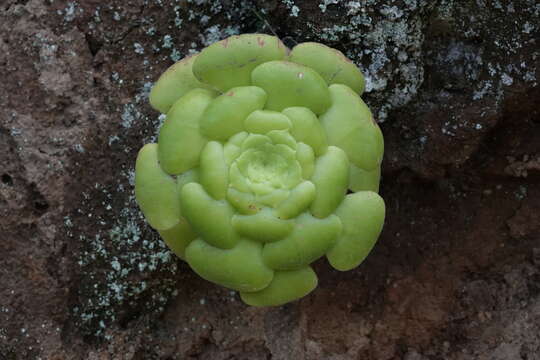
135,34,385,307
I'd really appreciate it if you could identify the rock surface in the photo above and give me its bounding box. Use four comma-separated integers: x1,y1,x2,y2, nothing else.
0,0,539,359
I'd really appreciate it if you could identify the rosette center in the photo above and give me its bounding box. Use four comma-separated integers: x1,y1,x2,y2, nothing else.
246,151,287,185
233,134,302,198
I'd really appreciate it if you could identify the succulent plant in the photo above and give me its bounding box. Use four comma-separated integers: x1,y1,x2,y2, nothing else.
135,34,385,306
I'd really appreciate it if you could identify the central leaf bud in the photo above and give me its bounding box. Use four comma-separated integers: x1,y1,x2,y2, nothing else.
224,129,303,210
245,151,287,185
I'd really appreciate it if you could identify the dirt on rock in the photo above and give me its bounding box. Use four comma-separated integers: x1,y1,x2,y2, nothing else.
0,0,539,359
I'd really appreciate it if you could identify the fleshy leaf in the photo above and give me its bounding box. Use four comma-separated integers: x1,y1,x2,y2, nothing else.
180,183,240,249
262,213,342,270
244,110,291,134
275,181,316,220
229,163,251,193
257,189,290,208
224,132,248,165
282,160,303,190
327,192,385,271
282,107,328,156
134,144,180,230
272,143,296,163
310,146,349,218
200,86,267,141
158,89,216,174
149,54,215,114
158,218,197,260
296,143,315,179
227,188,260,215
266,130,297,150
251,61,331,114
289,42,365,95
241,133,271,151
199,141,228,200
319,84,384,171
229,131,249,146
193,34,288,92
248,180,278,196
349,164,381,192
240,266,317,306
232,208,294,243
186,239,274,292
176,169,199,193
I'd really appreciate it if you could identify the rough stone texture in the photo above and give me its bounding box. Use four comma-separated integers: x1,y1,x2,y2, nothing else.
0,0,538,359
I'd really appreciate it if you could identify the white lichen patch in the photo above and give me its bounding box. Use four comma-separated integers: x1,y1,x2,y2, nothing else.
501,73,514,86
73,168,178,337
288,0,539,121
473,81,493,100
319,0,340,13
133,43,145,55
162,35,173,48
170,48,182,61
282,0,300,17
57,1,82,23
66,48,184,335
200,24,241,46
300,0,432,121
74,144,85,153
440,0,539,102
120,104,140,129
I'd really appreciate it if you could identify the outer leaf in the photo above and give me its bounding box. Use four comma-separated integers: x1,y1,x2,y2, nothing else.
327,192,385,271
158,218,197,260
176,169,199,193
282,107,328,156
251,61,331,114
186,239,274,292
199,141,228,200
275,181,316,220
319,84,384,171
149,54,215,114
134,144,180,230
232,208,294,243
349,164,381,192
310,146,349,218
262,213,342,270
158,89,216,174
240,266,317,306
244,110,291,134
200,86,267,141
289,42,365,95
193,34,288,92
180,183,240,249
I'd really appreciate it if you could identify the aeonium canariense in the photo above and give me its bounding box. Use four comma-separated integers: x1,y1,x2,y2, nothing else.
135,34,385,306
